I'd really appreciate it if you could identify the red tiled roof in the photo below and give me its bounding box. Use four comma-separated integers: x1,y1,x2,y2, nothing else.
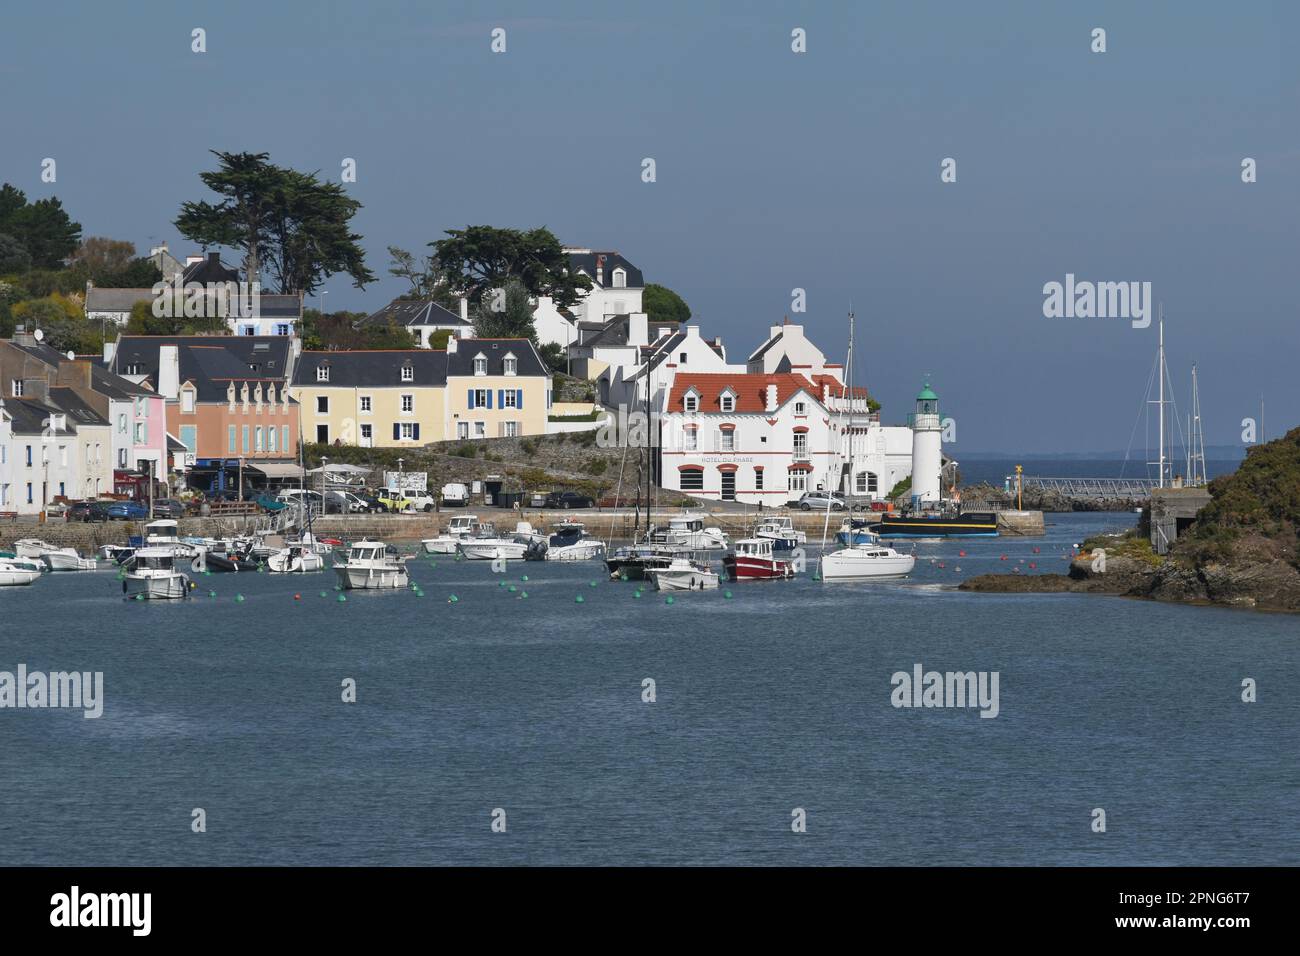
668,372,821,414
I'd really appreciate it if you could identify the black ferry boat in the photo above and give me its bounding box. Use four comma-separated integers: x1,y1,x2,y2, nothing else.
877,510,998,537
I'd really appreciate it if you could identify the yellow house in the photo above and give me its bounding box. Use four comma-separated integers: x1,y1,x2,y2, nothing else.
291,351,447,447
289,339,552,447
444,338,551,440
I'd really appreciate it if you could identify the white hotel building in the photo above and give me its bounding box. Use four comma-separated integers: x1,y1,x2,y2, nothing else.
658,369,914,505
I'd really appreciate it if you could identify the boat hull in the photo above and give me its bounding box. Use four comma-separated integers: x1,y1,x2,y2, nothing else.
545,542,607,561
267,551,325,573
877,512,999,537
819,549,916,580
334,564,409,589
123,572,191,600
421,537,462,554
42,550,98,571
458,541,529,561
649,568,720,591
723,555,795,581
0,567,42,586
606,555,675,580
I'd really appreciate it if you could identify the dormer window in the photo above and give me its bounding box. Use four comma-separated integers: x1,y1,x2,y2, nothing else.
473,354,487,376
612,267,627,288
11,380,22,397
181,387,195,414
719,388,736,413
125,364,143,376
317,365,329,382
503,354,517,376
683,390,699,413
400,363,414,382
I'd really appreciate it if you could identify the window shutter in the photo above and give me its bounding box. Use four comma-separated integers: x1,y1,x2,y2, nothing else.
467,389,474,409
516,389,523,410
497,389,504,409
393,423,401,441
412,423,420,441
486,390,493,409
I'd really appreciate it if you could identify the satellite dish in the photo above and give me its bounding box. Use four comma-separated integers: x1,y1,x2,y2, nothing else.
33,328,44,342
67,351,76,360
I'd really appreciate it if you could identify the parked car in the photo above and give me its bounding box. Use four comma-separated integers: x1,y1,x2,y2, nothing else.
151,498,187,519
440,483,470,507
528,492,548,508
326,490,369,513
544,491,595,510
106,500,149,521
357,492,390,513
378,488,436,513
796,491,847,512
65,501,97,522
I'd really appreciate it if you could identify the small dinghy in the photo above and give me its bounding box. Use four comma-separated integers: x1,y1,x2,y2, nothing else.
648,556,720,591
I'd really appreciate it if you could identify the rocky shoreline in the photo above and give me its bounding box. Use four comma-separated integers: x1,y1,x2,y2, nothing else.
960,481,1143,513
961,429,1300,613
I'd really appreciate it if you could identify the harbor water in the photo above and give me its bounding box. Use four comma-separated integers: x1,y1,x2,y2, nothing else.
1,511,1296,866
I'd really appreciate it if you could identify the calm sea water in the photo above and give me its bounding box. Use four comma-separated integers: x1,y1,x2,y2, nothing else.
2,511,1296,866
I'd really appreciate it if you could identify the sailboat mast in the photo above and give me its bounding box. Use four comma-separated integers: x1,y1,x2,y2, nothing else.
1158,309,1165,489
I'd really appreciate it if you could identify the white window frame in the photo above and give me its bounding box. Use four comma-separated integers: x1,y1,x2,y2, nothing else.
473,355,487,376
400,364,414,383
503,354,517,376
359,395,372,413
317,365,330,382
401,394,414,414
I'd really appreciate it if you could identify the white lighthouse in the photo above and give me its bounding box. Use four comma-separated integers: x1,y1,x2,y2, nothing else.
908,382,943,504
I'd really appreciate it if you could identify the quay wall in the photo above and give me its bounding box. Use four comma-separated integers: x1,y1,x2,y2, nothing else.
2,505,1047,550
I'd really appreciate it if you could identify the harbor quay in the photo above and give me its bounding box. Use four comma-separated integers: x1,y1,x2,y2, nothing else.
0,505,1044,552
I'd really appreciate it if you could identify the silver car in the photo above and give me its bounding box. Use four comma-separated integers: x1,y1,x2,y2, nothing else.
797,491,847,511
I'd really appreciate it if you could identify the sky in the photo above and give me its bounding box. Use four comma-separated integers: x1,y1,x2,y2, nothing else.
2,0,1296,454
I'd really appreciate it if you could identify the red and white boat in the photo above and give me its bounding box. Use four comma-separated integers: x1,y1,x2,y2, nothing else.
723,537,796,581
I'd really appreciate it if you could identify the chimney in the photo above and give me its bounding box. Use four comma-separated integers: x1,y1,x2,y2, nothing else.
657,326,671,339
685,325,700,338
12,326,36,347
56,360,93,390
765,383,778,413
158,345,180,399
446,335,458,353
628,312,648,348
22,378,49,403
103,338,116,364
595,255,605,285
459,296,468,322
208,251,221,266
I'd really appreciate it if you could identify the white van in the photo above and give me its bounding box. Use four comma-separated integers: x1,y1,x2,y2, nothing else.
441,483,469,507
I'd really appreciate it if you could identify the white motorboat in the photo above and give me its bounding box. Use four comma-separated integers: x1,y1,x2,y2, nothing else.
41,548,98,572
545,539,607,561
98,544,136,565
649,515,729,551
266,544,326,573
754,516,806,551
13,538,61,560
334,539,410,589
144,520,207,560
123,547,192,599
421,514,481,554
648,556,720,591
819,533,916,580
0,557,43,586
457,536,530,561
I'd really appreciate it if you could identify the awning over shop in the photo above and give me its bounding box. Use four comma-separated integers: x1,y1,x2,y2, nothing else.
245,462,305,479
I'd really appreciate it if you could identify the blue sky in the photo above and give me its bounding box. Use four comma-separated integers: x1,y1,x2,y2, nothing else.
2,0,1296,453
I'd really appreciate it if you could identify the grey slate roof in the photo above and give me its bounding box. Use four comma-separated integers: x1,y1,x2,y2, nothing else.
85,288,154,313
111,336,296,404
361,298,471,329
448,339,547,377
748,330,783,362
47,387,110,427
182,252,241,286
567,251,644,288
1,398,61,436
291,339,547,387
294,350,449,388
12,342,151,400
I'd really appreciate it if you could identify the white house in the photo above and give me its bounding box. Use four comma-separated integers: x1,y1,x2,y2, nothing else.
358,297,475,347
0,401,11,512
601,324,740,411
658,369,912,506
533,248,649,349
0,396,80,514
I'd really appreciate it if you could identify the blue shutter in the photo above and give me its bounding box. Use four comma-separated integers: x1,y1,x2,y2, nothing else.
467,389,474,409
497,389,504,409
412,423,420,441
486,390,493,409
516,389,523,410
393,423,400,441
